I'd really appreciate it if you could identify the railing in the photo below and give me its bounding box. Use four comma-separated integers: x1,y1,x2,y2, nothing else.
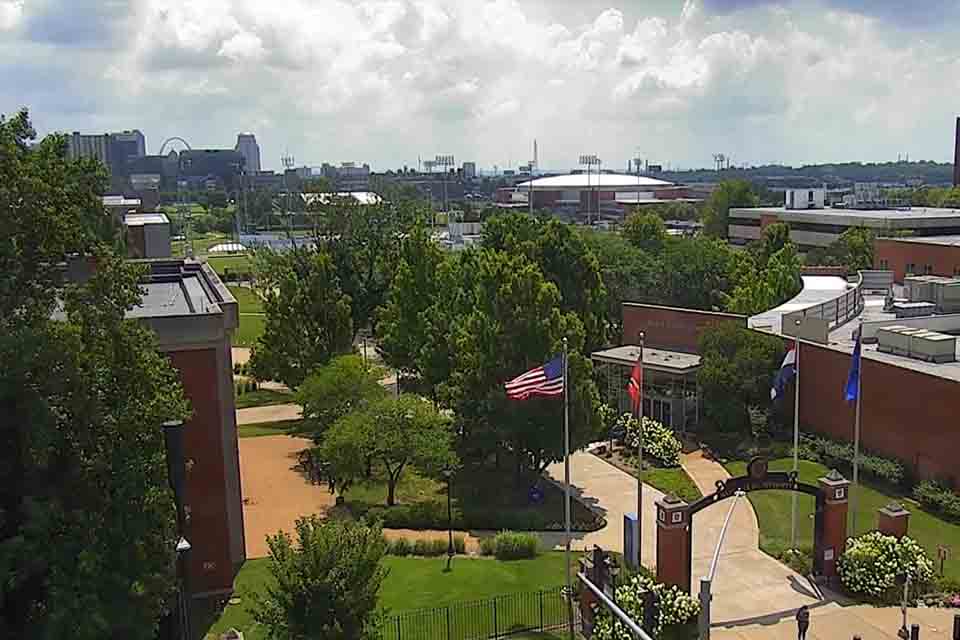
384,586,577,640
783,272,865,335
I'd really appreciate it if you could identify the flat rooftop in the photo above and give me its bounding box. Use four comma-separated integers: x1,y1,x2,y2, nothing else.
731,206,960,228
750,275,851,334
517,173,674,190
127,260,235,320
124,212,169,226
878,235,960,248
591,345,701,373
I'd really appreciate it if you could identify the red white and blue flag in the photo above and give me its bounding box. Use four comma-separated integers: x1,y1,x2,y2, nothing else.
770,345,797,400
505,356,564,400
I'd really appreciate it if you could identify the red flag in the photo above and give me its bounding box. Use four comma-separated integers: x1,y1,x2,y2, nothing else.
627,357,642,412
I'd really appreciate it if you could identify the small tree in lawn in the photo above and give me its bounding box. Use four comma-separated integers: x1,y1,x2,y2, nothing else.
319,395,457,506
296,354,387,442
250,516,388,640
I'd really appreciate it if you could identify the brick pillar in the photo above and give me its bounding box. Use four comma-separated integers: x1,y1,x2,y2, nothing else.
878,503,911,539
656,495,690,592
818,470,850,580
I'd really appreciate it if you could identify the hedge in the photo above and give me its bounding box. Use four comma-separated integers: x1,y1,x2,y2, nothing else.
385,535,465,557
619,414,682,468
797,432,904,486
361,501,605,533
914,481,960,522
838,532,934,603
479,531,539,560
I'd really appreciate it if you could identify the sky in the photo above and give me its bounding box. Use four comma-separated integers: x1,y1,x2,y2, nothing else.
3,0,960,172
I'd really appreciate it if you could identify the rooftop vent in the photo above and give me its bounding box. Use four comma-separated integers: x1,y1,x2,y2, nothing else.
876,325,957,363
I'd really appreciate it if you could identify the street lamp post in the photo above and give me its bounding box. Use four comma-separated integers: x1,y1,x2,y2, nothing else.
898,573,913,640
443,467,454,572
163,420,191,640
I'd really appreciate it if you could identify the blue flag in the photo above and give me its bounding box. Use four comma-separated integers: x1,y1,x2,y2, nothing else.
844,331,862,403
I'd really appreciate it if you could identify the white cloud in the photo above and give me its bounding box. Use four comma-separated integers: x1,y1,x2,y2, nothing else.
6,0,960,170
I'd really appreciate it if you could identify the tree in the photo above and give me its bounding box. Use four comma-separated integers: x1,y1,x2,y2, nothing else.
250,516,388,640
661,236,737,310
377,220,446,382
318,395,457,505
296,355,387,441
580,230,663,340
756,222,791,266
702,179,759,238
725,245,802,315
622,211,667,254
0,110,188,638
805,226,875,273
431,248,602,477
482,213,607,350
697,324,784,431
250,245,353,388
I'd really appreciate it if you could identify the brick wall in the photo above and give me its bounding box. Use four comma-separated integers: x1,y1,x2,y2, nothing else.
798,341,960,485
760,213,781,229
874,238,960,283
622,303,746,352
168,348,239,597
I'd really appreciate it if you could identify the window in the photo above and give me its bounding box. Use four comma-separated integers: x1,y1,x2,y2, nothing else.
808,190,815,203
924,264,934,275
879,259,889,270
907,263,917,274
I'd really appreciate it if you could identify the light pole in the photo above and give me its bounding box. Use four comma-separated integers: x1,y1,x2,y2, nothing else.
898,573,913,640
163,420,191,640
435,155,455,215
443,466,454,572
579,154,601,226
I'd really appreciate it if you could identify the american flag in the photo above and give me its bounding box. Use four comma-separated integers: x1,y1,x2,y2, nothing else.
504,356,564,400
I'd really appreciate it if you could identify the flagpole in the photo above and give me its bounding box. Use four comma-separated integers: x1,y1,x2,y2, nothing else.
637,331,645,567
562,337,573,640
791,335,800,549
851,327,863,536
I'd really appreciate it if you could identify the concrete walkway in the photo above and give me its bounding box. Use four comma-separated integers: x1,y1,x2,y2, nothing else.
546,448,832,624
236,403,302,425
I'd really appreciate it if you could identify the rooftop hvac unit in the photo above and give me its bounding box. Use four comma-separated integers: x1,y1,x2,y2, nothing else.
932,279,960,313
876,325,911,355
905,276,937,303
909,330,957,363
893,302,936,318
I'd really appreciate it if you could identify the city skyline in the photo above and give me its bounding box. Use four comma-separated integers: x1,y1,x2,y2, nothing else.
4,0,960,171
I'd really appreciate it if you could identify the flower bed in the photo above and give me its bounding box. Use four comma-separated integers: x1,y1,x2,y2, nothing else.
592,572,699,639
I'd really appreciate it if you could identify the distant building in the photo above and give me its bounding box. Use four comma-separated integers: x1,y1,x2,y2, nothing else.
235,133,261,173
462,162,477,180
320,162,371,191
179,149,245,190
67,130,145,177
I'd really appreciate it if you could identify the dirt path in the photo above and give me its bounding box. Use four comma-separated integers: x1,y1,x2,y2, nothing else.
239,435,334,558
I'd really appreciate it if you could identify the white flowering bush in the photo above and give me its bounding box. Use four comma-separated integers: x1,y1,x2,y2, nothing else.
592,573,700,639
838,532,935,602
619,414,682,468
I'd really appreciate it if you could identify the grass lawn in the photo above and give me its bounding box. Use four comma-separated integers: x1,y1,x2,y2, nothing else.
228,285,263,313
234,388,293,409
344,464,604,532
233,314,264,347
725,458,960,580
202,553,570,640
599,450,702,503
207,254,252,276
237,419,304,438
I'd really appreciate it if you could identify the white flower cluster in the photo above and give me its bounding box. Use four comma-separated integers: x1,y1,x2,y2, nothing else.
591,573,700,639
838,532,935,600
618,414,682,468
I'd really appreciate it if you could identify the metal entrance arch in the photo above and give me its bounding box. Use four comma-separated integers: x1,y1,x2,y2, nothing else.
682,457,826,592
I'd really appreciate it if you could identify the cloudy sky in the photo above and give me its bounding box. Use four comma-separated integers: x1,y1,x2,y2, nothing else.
3,0,960,172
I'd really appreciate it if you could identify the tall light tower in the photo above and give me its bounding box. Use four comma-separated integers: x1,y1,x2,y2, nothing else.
281,153,295,234
435,154,455,214
579,154,601,226
634,151,645,211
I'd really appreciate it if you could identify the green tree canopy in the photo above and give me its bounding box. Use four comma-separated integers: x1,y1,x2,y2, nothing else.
376,220,447,381
251,516,388,640
250,245,353,388
296,354,387,441
725,244,802,315
318,394,457,505
622,211,667,254
697,324,784,432
0,109,188,638
703,179,759,238
661,236,737,310
805,226,875,273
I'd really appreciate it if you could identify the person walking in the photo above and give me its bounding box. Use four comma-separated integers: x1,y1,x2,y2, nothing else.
796,605,811,640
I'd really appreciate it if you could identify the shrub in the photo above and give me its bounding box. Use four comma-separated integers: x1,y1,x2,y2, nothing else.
360,501,605,533
490,531,539,560
453,535,466,555
592,573,700,639
386,538,413,556
430,539,448,556
797,433,905,486
479,537,496,557
233,363,241,375
914,481,960,521
412,539,431,556
619,414,682,468
838,532,935,602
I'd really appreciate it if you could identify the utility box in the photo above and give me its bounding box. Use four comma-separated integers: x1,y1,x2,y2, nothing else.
910,330,957,363
877,326,912,356
893,302,936,318
936,281,960,313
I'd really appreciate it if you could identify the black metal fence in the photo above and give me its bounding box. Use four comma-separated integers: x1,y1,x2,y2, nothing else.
384,586,578,640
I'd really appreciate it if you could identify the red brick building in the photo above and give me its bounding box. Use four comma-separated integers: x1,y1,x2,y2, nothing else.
874,236,960,283
622,303,746,353
131,259,244,600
